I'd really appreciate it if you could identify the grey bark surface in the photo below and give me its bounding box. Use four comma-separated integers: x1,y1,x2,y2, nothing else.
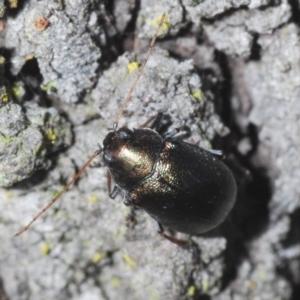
0,0,299,299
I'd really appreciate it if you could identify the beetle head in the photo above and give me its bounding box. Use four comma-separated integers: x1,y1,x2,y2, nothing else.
102,127,132,164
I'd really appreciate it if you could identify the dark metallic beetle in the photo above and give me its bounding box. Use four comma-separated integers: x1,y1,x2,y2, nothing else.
103,113,236,237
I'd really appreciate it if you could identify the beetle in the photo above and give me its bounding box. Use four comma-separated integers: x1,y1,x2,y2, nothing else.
104,117,237,237
14,15,236,252
102,114,236,247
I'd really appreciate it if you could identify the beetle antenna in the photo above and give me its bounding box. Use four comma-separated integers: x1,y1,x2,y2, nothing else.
114,13,166,129
14,148,102,237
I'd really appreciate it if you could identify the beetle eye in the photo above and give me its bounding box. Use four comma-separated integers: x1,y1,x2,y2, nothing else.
117,128,132,139
119,131,129,138
103,152,113,163
103,132,115,147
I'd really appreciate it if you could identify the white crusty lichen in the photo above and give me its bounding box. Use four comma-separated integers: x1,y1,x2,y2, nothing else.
4,0,101,103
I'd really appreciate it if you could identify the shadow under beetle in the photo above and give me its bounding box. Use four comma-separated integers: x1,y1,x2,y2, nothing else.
14,14,237,254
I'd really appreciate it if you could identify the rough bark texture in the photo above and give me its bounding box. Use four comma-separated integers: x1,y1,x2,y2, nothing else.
0,0,299,299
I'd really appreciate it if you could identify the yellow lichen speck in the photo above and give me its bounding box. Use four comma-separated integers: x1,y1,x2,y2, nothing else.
123,253,137,268
192,89,204,101
0,90,8,103
8,0,18,8
88,194,100,202
187,285,196,296
46,128,57,141
127,61,139,74
12,86,22,98
4,191,13,199
25,54,35,61
201,278,209,293
41,242,51,255
41,81,56,92
111,277,121,288
151,14,170,35
93,252,107,263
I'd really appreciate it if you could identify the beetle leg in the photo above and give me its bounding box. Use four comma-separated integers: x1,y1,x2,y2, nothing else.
90,144,105,168
123,194,132,206
125,206,137,229
110,186,121,199
155,220,164,233
203,148,224,158
156,221,191,248
155,221,200,265
163,128,179,139
138,113,164,130
108,171,121,199
150,112,164,131
175,126,191,140
122,195,137,228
